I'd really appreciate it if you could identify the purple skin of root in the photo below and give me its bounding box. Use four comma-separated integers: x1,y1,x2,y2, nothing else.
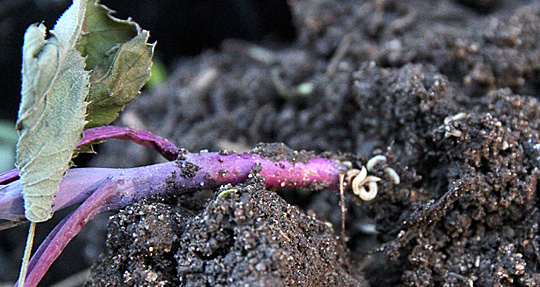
0,126,343,287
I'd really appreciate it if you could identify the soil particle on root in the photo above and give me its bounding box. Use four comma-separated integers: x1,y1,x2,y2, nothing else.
83,0,540,286
250,142,315,164
87,176,364,287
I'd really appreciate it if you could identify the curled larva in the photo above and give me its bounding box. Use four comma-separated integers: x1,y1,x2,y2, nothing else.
365,181,378,201
346,166,366,187
345,168,360,183
340,161,353,169
352,175,380,201
356,185,376,201
443,112,467,125
384,167,400,185
443,112,467,138
367,155,387,171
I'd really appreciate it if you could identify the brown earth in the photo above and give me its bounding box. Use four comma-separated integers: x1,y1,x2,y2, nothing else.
87,0,540,286
3,0,540,286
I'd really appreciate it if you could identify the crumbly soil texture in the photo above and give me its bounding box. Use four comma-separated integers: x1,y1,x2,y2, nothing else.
81,0,540,286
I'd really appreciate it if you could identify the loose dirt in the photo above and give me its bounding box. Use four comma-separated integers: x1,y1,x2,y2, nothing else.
6,0,540,286
88,0,540,286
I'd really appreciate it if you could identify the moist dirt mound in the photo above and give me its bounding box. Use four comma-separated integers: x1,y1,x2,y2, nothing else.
87,1,540,286
87,175,364,286
5,0,540,286
88,0,540,286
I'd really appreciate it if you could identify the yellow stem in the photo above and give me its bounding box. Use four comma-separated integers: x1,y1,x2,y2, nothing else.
18,222,36,287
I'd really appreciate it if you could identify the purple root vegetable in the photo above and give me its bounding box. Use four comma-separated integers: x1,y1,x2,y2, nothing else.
6,152,344,287
0,126,378,287
1,151,343,229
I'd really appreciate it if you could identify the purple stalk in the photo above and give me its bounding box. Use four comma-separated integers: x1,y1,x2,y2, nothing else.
0,126,179,185
0,169,19,186
78,125,179,161
0,168,119,230
5,151,341,287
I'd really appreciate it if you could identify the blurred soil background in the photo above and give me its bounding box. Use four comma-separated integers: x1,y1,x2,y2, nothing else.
3,0,540,286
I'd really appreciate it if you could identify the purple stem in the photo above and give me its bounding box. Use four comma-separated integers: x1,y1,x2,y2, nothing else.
0,169,19,185
79,126,179,161
0,168,119,230
7,151,341,287
0,126,179,185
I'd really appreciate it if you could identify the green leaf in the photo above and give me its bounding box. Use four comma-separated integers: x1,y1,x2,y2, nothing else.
75,0,153,128
75,0,138,70
85,31,154,128
15,0,153,222
16,1,89,223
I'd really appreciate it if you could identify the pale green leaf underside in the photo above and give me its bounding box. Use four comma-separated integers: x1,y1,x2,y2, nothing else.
16,2,89,222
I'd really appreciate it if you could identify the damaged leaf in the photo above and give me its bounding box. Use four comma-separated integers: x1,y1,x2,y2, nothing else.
16,2,89,223
16,0,153,222
75,0,139,70
76,0,153,128
84,31,154,127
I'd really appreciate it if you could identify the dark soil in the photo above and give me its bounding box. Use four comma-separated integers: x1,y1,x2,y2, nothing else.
86,0,540,286
4,0,540,286
87,173,364,286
